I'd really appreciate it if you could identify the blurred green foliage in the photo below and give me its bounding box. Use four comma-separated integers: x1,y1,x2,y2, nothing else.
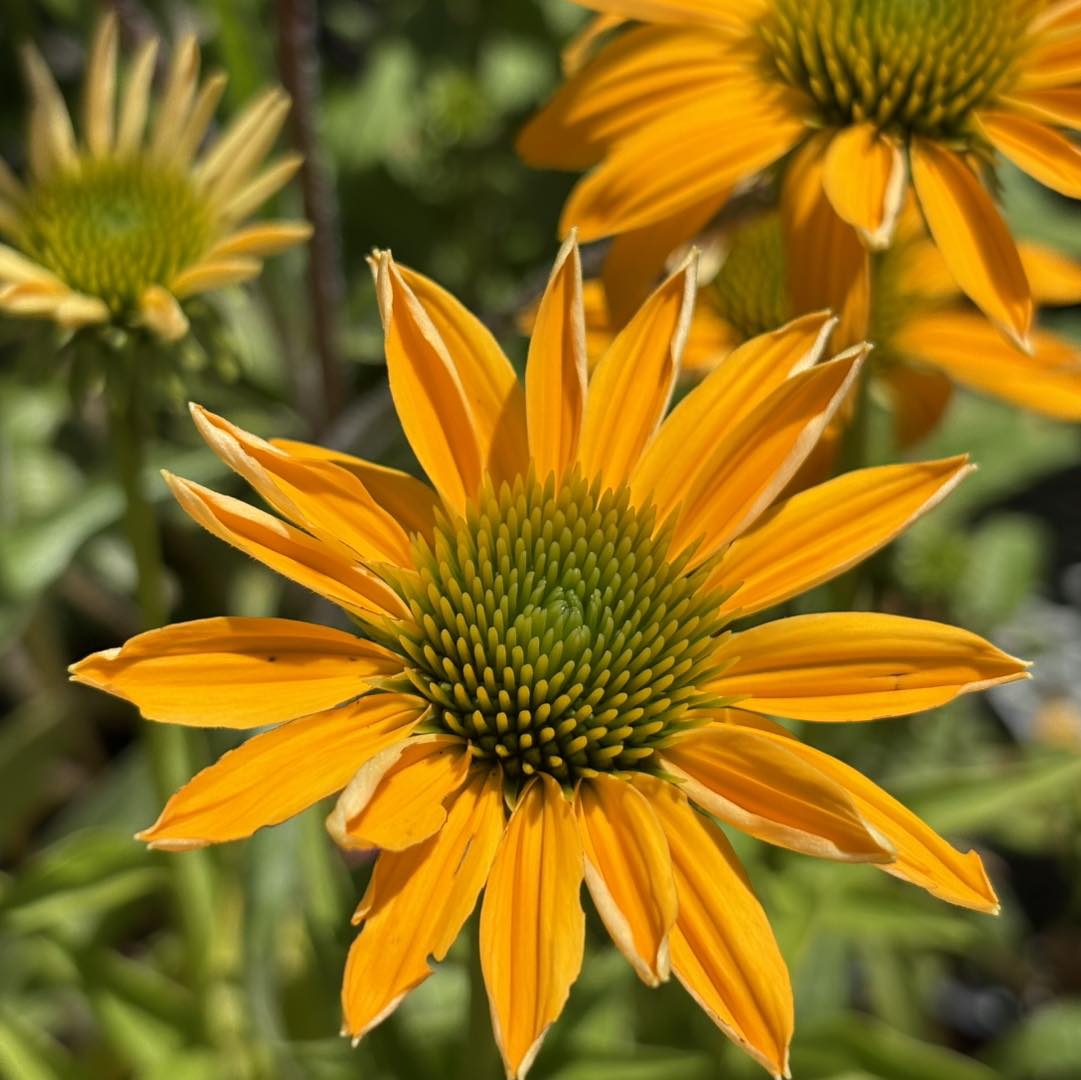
1,3,1081,1080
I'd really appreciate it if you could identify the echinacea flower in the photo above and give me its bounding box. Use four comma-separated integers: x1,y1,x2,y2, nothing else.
571,208,1081,447
0,15,311,341
519,0,1081,344
71,242,1028,1078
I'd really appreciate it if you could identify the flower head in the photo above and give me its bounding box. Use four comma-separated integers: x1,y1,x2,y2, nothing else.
520,0,1081,345
71,242,1028,1078
0,15,311,341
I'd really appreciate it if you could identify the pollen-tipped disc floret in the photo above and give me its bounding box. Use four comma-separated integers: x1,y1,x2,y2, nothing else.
18,156,213,311
758,0,1028,138
395,472,729,784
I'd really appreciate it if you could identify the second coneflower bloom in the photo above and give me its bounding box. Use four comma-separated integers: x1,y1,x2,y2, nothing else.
0,15,310,341
72,241,1027,1078
520,0,1081,343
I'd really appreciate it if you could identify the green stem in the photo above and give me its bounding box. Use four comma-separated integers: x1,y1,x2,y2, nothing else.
106,366,221,1036
460,918,500,1080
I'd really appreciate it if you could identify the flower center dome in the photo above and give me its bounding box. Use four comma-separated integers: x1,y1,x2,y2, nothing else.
709,214,791,342
758,0,1027,138
395,472,728,784
19,156,213,311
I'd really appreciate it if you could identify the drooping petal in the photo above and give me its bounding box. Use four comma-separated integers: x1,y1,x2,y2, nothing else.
660,725,893,862
190,405,412,566
373,252,483,512
391,263,529,485
979,110,1081,197
518,26,742,170
601,190,727,323
710,613,1030,722
910,138,1032,347
632,310,836,520
579,255,696,489
723,720,999,913
269,438,440,539
880,363,955,448
136,694,426,850
326,735,471,852
636,775,793,1078
341,766,505,1038
708,457,972,616
671,350,866,563
164,473,407,619
481,773,585,1080
822,123,906,249
562,88,804,241
83,13,118,157
894,311,1081,420
1019,241,1081,304
575,774,678,987
780,133,871,348
137,286,189,342
69,617,402,728
526,235,588,484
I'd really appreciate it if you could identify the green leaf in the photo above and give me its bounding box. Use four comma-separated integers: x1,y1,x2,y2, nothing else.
985,1000,1081,1077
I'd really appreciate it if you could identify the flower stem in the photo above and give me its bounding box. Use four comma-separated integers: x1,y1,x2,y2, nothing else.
460,917,501,1080
106,363,221,1030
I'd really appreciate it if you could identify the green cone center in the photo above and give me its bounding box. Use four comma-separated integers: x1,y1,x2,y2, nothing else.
758,0,1027,138
18,156,213,310
394,472,729,784
709,214,791,342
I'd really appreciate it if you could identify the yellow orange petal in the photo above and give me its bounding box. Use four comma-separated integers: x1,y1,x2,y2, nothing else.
781,133,871,347
562,88,804,241
880,363,955,448
979,110,1081,197
728,722,999,913
1017,29,1081,90
526,235,588,484
481,774,585,1080
149,33,200,158
894,310,1081,420
562,13,625,76
172,72,228,167
580,254,696,489
660,725,893,862
910,138,1032,347
710,613,1030,722
170,257,262,299
190,405,412,566
164,473,406,619
518,26,741,171
672,350,866,563
601,190,726,323
342,767,505,1037
21,45,77,178
373,252,483,512
83,14,118,157
637,775,792,1078
822,123,906,249
575,774,677,986
115,38,159,154
999,87,1081,128
709,457,972,616
391,262,529,486
207,221,313,259
137,286,189,342
220,153,303,223
1019,241,1081,304
268,437,439,539
632,310,836,521
69,616,402,728
326,735,471,852
136,694,425,850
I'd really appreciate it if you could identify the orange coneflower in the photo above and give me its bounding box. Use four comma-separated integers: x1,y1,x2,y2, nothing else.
72,241,1027,1078
0,14,310,341
520,0,1081,345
